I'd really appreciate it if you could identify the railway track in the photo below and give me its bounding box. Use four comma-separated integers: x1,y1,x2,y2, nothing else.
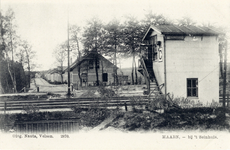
1,94,228,112
0,96,149,111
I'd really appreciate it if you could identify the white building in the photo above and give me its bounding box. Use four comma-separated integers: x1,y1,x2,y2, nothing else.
139,25,222,104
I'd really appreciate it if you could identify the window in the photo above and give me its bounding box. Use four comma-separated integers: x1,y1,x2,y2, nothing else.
89,60,94,69
103,73,108,82
151,36,157,61
165,35,185,40
81,73,87,82
187,78,198,97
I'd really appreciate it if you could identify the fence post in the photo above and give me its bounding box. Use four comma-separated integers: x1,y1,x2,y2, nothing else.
227,92,229,107
124,102,127,111
4,102,6,115
26,123,28,133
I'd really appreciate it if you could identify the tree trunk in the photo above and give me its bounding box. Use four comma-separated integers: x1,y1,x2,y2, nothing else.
219,43,224,78
28,66,31,88
78,65,82,87
101,60,104,82
134,59,138,84
86,64,89,86
61,74,63,83
114,45,118,86
131,52,135,85
10,20,17,92
27,56,31,88
60,64,63,83
223,42,227,107
76,33,82,87
95,56,99,86
7,60,17,92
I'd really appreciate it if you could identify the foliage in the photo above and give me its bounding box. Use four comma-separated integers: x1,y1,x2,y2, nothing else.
0,8,34,93
103,19,123,85
52,42,67,83
69,24,82,58
71,104,83,114
69,24,83,86
1,106,230,132
82,17,105,53
129,96,144,112
172,97,222,109
141,10,174,30
22,104,40,114
82,17,106,86
97,84,116,98
176,16,197,26
19,40,36,88
0,60,26,93
145,94,172,111
121,16,144,84
103,19,123,56
0,8,19,92
80,108,110,127
0,114,17,132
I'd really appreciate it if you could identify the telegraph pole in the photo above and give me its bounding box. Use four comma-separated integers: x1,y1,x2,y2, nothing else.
223,41,228,107
67,9,71,97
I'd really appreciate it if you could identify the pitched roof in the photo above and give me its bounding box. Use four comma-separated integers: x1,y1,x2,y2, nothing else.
47,66,67,74
143,25,224,40
63,51,117,72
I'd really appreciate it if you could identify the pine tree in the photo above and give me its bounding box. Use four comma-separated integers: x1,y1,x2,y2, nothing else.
104,19,123,85
122,16,144,84
82,17,105,86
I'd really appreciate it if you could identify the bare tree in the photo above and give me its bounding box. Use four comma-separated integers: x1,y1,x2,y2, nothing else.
20,40,36,88
176,16,196,26
1,8,18,92
69,25,83,86
53,43,67,83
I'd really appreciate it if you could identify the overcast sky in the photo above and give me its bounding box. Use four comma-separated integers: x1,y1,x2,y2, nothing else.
1,0,230,70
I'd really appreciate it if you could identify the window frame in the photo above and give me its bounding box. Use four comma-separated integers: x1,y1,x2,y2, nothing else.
151,35,158,62
187,78,198,97
102,73,108,82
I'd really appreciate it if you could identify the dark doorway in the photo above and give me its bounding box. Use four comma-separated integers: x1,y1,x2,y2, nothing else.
103,73,108,82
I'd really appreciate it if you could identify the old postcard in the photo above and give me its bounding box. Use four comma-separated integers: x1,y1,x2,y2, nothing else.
0,0,229,149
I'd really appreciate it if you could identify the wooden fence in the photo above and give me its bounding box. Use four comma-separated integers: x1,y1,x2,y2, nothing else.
14,119,79,133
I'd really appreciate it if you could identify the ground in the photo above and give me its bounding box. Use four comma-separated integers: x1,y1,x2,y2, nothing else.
1,77,230,133
28,77,146,97
30,77,68,93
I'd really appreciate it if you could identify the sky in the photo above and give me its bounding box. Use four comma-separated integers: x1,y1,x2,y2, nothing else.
1,0,230,71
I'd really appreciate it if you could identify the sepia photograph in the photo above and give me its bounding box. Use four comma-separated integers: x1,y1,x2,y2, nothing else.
0,0,230,149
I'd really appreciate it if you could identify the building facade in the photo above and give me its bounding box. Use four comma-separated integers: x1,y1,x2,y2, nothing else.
140,25,221,104
64,52,118,88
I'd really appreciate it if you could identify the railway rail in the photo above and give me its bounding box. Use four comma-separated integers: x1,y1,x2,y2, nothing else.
0,96,149,112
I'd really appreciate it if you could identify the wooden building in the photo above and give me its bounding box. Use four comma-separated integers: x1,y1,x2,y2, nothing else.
139,25,222,104
64,51,118,88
